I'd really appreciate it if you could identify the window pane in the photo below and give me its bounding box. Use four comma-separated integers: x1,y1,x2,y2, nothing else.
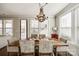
5,20,13,36
0,29,2,35
60,12,71,27
31,20,38,28
30,19,38,34
30,19,49,37
0,20,2,35
76,8,79,43
60,28,71,37
5,20,13,28
59,12,71,38
21,20,26,40
5,28,12,36
39,20,48,36
0,20,2,28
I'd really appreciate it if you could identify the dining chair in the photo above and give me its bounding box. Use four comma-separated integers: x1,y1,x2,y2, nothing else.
7,37,19,56
31,34,38,39
60,38,67,43
39,40,53,56
39,34,46,39
56,40,68,56
20,40,35,56
56,46,68,56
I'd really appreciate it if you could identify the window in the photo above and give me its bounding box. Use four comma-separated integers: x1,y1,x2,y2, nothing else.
75,8,79,43
21,20,26,40
30,19,49,37
39,20,48,36
59,12,71,38
4,20,13,36
0,19,13,36
30,19,38,34
0,20,2,35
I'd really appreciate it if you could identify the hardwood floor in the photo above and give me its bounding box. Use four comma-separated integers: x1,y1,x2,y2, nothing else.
0,46,7,56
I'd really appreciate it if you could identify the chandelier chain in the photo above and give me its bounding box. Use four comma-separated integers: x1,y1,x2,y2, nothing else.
39,3,48,8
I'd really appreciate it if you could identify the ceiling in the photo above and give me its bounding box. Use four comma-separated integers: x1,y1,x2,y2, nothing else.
0,3,68,18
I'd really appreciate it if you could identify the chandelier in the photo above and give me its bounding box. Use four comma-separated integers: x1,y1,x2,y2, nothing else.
35,3,48,22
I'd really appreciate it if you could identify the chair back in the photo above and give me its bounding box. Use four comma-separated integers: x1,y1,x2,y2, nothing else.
20,40,34,53
39,40,53,53
31,34,38,39
60,38,67,43
7,37,19,46
7,37,19,55
39,34,46,39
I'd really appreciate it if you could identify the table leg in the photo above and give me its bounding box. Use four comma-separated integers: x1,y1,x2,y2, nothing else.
19,46,21,56
53,46,57,56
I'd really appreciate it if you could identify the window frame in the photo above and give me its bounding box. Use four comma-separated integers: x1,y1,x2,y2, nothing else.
59,12,72,38
0,19,13,36
0,20,2,35
21,19,27,40
4,20,13,36
30,19,49,37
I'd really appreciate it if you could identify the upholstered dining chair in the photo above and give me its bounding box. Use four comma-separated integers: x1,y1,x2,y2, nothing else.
7,37,19,56
39,34,46,39
56,40,68,56
31,34,38,39
20,40,35,56
56,46,69,56
55,37,68,56
39,40,53,56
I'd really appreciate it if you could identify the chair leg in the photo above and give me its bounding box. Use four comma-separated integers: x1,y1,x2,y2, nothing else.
17,52,19,56
33,53,35,56
51,53,53,56
8,52,9,56
66,51,68,56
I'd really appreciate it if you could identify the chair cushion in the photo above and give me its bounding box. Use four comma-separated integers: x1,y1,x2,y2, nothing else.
39,40,53,53
20,40,34,53
8,40,19,46
7,46,19,52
